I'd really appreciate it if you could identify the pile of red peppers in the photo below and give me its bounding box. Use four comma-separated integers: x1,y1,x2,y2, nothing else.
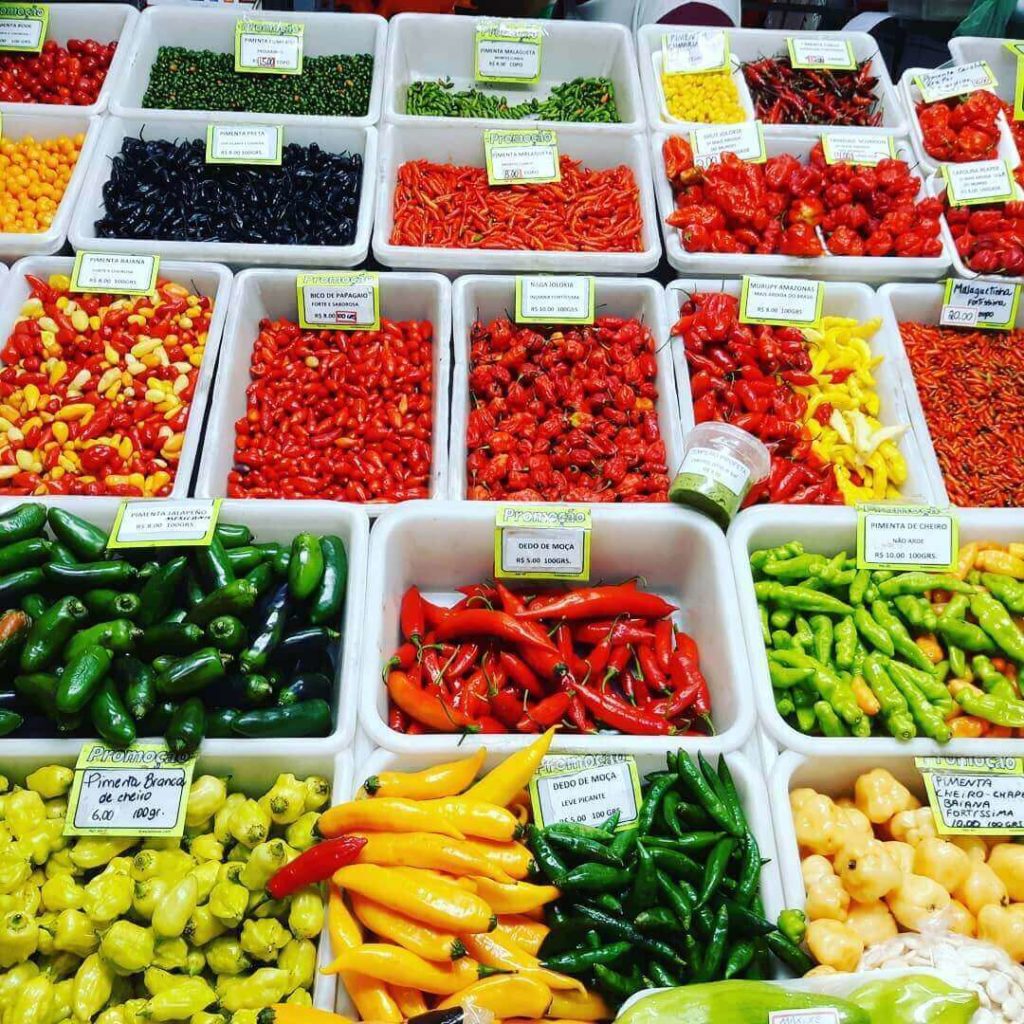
946,200,1024,277
673,292,841,505
915,89,1004,163
385,582,712,737
0,38,117,106
663,138,943,258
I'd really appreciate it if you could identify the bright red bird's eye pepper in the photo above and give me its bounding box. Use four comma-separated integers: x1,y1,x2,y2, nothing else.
265,835,367,899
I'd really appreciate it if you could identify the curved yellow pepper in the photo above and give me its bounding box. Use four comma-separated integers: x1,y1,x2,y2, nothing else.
548,988,613,1021
439,973,553,1016
416,797,520,843
461,929,583,992
470,876,560,915
349,892,464,961
466,729,555,807
318,798,464,840
365,750,486,800
325,943,479,995
350,830,514,883
495,914,549,956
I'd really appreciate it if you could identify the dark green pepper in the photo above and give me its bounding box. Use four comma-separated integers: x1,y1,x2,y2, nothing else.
206,615,246,654
225,546,265,575
46,507,108,560
165,697,205,755
240,583,289,673
230,698,331,737
20,596,88,671
186,579,258,627
138,555,189,627
193,536,235,591
82,589,142,621
43,560,137,590
214,522,253,549
112,655,158,721
309,534,346,625
206,707,240,737
90,678,136,749
20,592,46,619
0,568,45,604
138,622,205,660
276,672,330,706
288,533,324,601
56,647,113,714
156,647,230,697
0,503,46,545
64,619,141,662
0,537,51,575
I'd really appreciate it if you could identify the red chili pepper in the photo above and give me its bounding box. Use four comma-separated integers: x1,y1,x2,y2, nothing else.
387,670,478,733
498,651,544,698
0,38,117,106
265,836,367,899
446,643,481,680
516,692,571,732
637,643,669,694
573,620,657,646
653,619,674,674
516,586,676,622
436,609,558,651
400,587,425,645
573,683,671,735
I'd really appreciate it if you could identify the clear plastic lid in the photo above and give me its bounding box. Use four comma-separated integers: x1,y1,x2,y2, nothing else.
683,421,771,486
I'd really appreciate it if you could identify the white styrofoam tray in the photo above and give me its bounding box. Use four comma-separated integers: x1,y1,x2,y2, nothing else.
0,3,138,118
193,269,452,515
0,496,368,757
383,13,643,133
731,505,1024,758
644,48,756,130
359,500,756,756
447,275,684,501
111,7,386,128
652,131,950,281
68,116,377,269
900,67,1019,179
665,278,938,505
0,112,103,263
1,256,232,500
372,122,661,275
0,746,350,1013
948,37,1022,107
638,26,906,136
877,282,1024,506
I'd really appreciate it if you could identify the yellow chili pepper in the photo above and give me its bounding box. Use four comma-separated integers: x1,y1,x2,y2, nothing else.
69,837,134,871
8,971,53,1024
318,799,465,840
977,550,1024,578
851,677,881,716
186,903,228,946
303,776,331,812
229,799,272,849
261,1007,353,1024
437,973,553,1017
365,749,486,800
205,935,251,976
214,793,247,842
132,877,168,921
53,907,97,957
466,729,555,807
470,876,560,914
417,798,521,842
0,908,37,966
208,880,249,928
461,930,583,992
143,978,217,1021
25,766,73,800
153,935,190,971
240,917,290,962
285,813,320,852
240,839,294,891
72,953,114,1021
495,914,549,955
152,873,198,938
389,985,428,1017
351,831,514,883
186,776,228,827
259,775,308,826
100,919,155,974
287,887,324,939
458,837,534,880
549,988,614,1021
217,968,291,1012
660,69,745,123
278,937,317,992
958,541,981,579
333,864,495,933
349,892,466,961
41,874,82,912
325,943,479,995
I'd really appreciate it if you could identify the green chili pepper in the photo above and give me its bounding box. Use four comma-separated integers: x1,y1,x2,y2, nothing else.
310,535,347,625
230,699,331,738
948,644,969,680
863,654,916,741
893,594,938,633
793,615,814,651
156,647,230,698
770,649,864,728
56,647,113,714
971,591,1024,661
877,572,974,597
982,573,1024,614
769,608,794,629
887,657,952,710
0,536,50,575
954,683,1024,727
593,963,641,1002
648,960,682,987
0,503,46,544
936,615,996,653
64,619,141,662
546,822,615,844
696,904,729,982
853,606,895,656
89,679,136,749
884,659,951,742
735,829,762,906
245,562,275,598
648,846,702,884
193,536,235,592
753,581,852,616
0,567,44,604
624,843,657,916
139,622,205,660
556,863,633,893
214,522,253,549
47,507,107,559
546,832,623,867
696,836,734,907
165,697,205,755
636,774,674,837
206,615,247,654
82,588,141,621
543,942,632,975
778,908,807,944
814,701,848,736
287,534,324,601
527,825,568,883
972,655,1017,701
111,655,158,721
849,568,870,605
642,832,725,853
762,554,829,580
723,939,757,980
43,560,137,590
675,753,741,836
634,906,679,935
224,546,264,575
764,930,814,974
138,556,189,627
20,592,45,619
759,604,770,645
750,542,803,573
833,616,857,669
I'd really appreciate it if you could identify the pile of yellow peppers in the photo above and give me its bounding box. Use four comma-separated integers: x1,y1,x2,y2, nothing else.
311,730,608,1024
793,768,1024,974
0,766,331,1024
798,316,909,503
660,69,745,123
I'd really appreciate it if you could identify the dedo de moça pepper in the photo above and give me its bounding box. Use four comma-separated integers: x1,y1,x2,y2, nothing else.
0,503,346,747
0,272,213,497
230,317,434,503
465,316,669,502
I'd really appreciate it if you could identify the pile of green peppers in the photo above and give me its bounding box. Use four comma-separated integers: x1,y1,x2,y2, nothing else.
527,752,810,1006
0,503,346,751
752,541,1024,741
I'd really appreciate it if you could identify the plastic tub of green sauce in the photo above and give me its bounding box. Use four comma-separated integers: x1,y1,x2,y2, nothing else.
669,422,770,530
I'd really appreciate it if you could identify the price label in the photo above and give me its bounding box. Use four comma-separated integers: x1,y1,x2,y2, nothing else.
205,124,282,165
913,61,997,104
0,3,47,53
515,276,594,324
678,447,751,499
296,271,380,331
494,505,591,581
821,133,897,166
475,19,542,84
70,253,159,297
943,159,1019,206
1015,56,1024,122
856,503,958,572
689,121,765,167
916,758,1024,836
941,279,1021,330
65,742,197,838
234,19,303,75
529,754,641,831
662,30,729,75
108,499,222,550
786,37,856,71
739,276,823,327
484,128,560,185
768,1012,841,1024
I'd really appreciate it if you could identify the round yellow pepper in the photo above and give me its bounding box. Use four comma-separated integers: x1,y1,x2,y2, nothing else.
0,134,84,235
661,69,745,123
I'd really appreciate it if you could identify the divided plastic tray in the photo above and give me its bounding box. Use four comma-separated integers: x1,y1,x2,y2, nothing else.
371,122,661,275
193,269,452,513
730,505,1024,758
111,6,387,128
0,255,232,499
0,112,103,263
0,746,351,1013
0,2,138,118
652,131,950,281
637,27,906,136
383,13,643,133
665,278,938,505
877,282,1024,506
67,115,377,269
447,275,684,501
0,497,369,758
359,500,756,756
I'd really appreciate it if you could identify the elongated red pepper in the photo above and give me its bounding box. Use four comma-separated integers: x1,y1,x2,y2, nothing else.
499,650,544,698
387,670,478,733
516,586,676,622
437,609,558,650
574,619,657,646
266,836,367,898
400,586,425,644
654,619,673,673
573,683,671,735
637,643,669,693
517,692,571,733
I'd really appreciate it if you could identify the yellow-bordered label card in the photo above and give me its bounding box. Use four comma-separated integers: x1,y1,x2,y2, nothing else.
662,30,729,75
205,124,283,165
690,120,766,168
856,503,958,572
787,36,856,71
821,133,896,166
943,159,1019,207
235,19,303,75
515,276,595,325
739,275,823,327
940,279,1021,331
65,742,197,838
1015,56,1024,122
494,505,591,581
107,499,223,550
484,128,560,185
296,271,380,331
913,61,997,103
70,253,159,297
916,757,1024,836
0,3,47,53
530,754,642,831
475,18,542,84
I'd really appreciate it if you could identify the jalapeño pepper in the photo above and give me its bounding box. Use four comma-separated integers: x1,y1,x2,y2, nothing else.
47,507,108,560
138,556,189,627
0,537,51,575
0,503,46,544
310,535,347,625
240,583,289,673
287,534,324,601
43,560,138,590
166,697,205,754
82,589,142,621
186,579,259,627
90,679,136,749
64,619,141,662
230,699,331,738
20,596,88,671
56,647,114,714
155,647,230,698
207,615,246,654
112,656,158,721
